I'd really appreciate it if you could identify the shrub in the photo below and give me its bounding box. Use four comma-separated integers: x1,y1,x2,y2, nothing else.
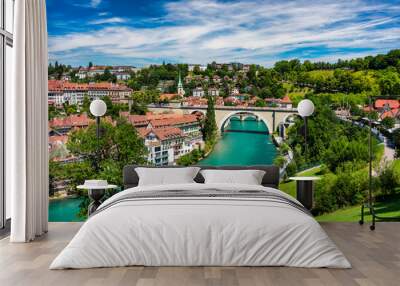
279,143,290,155
313,162,368,215
319,164,330,174
378,161,399,195
285,161,297,178
381,117,395,129
334,167,367,207
292,144,306,169
273,155,286,168
176,148,204,166
323,137,369,171
313,173,338,214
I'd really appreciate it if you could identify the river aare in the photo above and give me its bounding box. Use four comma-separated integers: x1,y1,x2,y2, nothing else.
199,117,277,166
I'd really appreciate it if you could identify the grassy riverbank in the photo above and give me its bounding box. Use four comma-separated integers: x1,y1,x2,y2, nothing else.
316,194,400,222
279,161,400,222
279,166,322,198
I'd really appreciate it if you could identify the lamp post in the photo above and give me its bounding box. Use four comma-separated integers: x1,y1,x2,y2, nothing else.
90,99,107,172
360,95,376,230
298,99,315,160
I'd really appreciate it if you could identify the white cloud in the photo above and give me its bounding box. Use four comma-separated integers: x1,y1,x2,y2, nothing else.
90,0,102,8
89,17,127,25
73,0,103,9
49,0,400,66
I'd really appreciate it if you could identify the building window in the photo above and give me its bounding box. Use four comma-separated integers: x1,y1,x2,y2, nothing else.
1,0,14,229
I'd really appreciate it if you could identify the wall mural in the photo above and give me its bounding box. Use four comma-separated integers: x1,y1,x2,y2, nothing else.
46,0,400,223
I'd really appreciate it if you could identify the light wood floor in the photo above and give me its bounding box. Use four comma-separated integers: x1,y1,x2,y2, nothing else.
0,222,399,286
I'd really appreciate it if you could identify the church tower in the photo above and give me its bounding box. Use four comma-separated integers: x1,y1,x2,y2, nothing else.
177,71,185,97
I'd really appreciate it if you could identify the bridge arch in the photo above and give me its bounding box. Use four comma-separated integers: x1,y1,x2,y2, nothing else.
218,111,272,133
147,105,298,134
190,110,205,120
282,113,300,124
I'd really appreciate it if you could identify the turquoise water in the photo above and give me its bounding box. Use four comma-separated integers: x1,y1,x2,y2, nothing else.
49,118,277,221
49,197,84,222
199,118,277,166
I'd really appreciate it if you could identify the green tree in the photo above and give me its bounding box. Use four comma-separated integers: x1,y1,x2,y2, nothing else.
81,95,91,115
323,137,369,171
255,99,266,107
392,129,400,157
378,69,400,95
381,117,395,129
102,96,120,119
273,155,286,168
55,119,148,217
378,161,398,195
67,119,147,172
203,96,217,144
176,149,204,166
63,103,78,115
48,104,62,120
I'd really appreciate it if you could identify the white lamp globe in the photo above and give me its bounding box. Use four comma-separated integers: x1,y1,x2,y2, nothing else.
90,99,107,117
298,99,315,117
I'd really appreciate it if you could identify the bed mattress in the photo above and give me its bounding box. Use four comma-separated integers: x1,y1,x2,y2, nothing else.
50,183,350,269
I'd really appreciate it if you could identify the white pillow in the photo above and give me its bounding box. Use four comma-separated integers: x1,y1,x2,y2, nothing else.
135,167,201,186
200,169,266,185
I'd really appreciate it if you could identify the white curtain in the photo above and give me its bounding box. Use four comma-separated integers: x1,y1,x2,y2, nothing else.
7,0,48,242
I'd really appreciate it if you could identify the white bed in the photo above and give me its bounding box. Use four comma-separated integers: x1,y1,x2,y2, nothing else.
50,183,351,269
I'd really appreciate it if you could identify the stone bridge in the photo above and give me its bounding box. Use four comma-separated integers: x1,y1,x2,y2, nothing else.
147,104,298,133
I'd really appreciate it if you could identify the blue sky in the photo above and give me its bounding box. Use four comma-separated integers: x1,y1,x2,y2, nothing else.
47,0,400,67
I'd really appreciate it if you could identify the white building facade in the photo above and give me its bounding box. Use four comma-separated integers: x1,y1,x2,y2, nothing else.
192,87,205,97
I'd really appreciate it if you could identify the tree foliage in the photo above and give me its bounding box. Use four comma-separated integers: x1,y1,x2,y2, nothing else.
203,96,217,144
381,117,395,129
176,149,204,166
50,119,148,217
274,49,400,74
287,94,379,169
67,119,147,175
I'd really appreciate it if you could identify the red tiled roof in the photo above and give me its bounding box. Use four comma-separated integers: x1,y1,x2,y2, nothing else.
248,96,260,104
224,96,240,103
265,97,292,104
363,106,374,112
160,93,180,101
48,80,64,92
122,113,183,127
149,115,199,128
49,114,94,129
119,111,130,118
154,127,184,140
137,128,150,138
381,108,399,119
184,96,208,106
48,80,131,92
375,99,400,109
48,135,68,144
281,95,292,103
138,127,184,141
127,115,150,126
265,98,281,103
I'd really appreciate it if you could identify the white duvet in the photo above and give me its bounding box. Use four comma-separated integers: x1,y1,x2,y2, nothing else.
50,183,351,269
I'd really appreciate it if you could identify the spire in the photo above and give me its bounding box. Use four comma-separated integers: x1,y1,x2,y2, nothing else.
178,71,183,88
177,71,185,96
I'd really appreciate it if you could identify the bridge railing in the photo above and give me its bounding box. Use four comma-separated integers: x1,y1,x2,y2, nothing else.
147,103,298,112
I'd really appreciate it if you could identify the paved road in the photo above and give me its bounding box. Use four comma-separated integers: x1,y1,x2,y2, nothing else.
382,139,395,162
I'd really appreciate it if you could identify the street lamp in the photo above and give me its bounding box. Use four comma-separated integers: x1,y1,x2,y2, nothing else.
298,99,315,159
90,99,107,171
